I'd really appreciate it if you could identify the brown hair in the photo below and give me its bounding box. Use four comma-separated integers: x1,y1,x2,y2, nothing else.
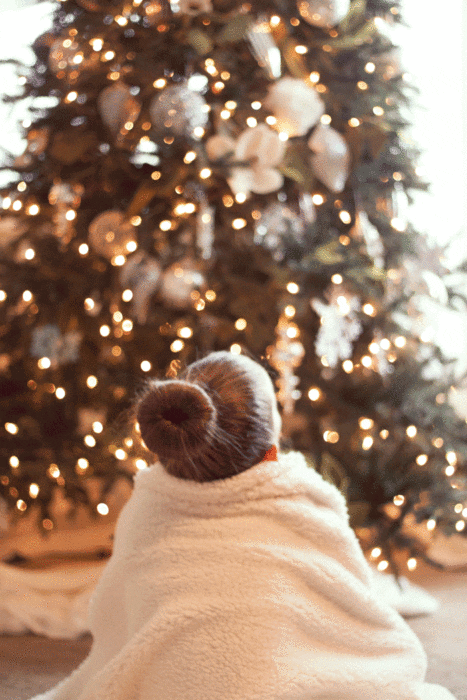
136,351,280,482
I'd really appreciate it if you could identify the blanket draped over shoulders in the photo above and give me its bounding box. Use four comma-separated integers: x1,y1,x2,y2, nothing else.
30,451,457,700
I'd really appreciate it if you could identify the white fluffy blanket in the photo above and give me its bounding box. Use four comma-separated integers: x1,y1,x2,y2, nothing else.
30,451,457,700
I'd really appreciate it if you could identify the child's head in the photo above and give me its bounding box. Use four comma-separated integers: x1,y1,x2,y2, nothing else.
136,351,281,482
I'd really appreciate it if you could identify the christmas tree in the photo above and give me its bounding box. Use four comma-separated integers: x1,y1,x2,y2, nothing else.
1,0,466,576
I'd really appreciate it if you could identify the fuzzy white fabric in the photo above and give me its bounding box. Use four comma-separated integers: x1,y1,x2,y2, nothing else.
30,451,457,700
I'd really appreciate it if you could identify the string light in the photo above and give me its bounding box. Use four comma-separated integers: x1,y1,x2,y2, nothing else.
370,547,382,558
86,375,98,388
287,282,299,294
406,425,417,438
170,339,184,352
76,458,89,472
141,360,152,371
308,387,321,401
9,456,19,468
362,436,373,450
136,459,148,470
312,194,324,205
348,118,360,127
29,483,39,498
232,218,246,230
407,558,417,571
246,117,257,127
416,454,428,466
38,357,51,369
377,560,389,571
230,343,242,354
122,289,133,301
79,243,89,255
178,326,193,338
100,325,110,337
359,418,374,430
97,503,109,515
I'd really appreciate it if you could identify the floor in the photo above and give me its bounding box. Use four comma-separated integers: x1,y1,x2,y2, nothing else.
0,561,465,700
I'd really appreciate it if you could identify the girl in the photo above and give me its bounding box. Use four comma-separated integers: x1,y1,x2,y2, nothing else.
32,350,456,700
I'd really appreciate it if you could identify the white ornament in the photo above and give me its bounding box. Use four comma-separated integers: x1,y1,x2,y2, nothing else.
264,77,325,137
88,211,136,259
254,203,305,260
98,83,141,135
351,210,384,269
247,19,282,79
297,0,350,28
120,252,163,324
159,259,206,309
149,84,208,137
308,123,350,193
311,292,362,368
206,124,286,197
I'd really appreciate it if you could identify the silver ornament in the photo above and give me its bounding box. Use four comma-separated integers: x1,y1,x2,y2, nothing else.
149,84,209,137
297,0,350,27
48,39,81,73
247,18,282,79
159,259,206,309
120,251,163,324
254,203,305,260
98,83,141,135
88,210,137,259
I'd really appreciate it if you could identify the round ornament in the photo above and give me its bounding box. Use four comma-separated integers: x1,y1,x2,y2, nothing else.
159,259,206,309
297,0,350,27
0,216,27,249
48,39,81,73
120,251,163,324
149,84,208,137
88,210,137,259
254,203,305,260
144,0,172,24
176,0,212,14
98,83,141,135
264,77,325,137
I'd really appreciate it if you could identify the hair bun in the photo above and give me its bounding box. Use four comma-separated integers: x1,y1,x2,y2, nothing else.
136,380,217,460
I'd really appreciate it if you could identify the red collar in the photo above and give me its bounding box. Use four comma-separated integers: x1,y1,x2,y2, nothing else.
262,445,278,462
